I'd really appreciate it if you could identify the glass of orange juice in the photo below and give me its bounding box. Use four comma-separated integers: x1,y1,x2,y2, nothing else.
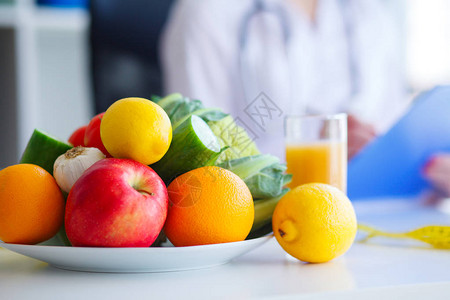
285,113,348,193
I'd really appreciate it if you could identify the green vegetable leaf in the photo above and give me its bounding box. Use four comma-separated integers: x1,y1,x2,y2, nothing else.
170,99,204,125
197,109,229,123
172,108,228,130
157,93,183,109
150,95,162,103
217,154,277,179
246,164,293,198
217,155,292,198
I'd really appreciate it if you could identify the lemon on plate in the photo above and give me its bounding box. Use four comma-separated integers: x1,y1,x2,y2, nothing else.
100,97,172,165
272,183,357,263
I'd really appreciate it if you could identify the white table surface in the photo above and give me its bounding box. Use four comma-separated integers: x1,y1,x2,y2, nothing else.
1,198,450,300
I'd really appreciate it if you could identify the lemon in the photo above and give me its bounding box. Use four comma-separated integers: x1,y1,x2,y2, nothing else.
272,183,357,263
100,97,172,165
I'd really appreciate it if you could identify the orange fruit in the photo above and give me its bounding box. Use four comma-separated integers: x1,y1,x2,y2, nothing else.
272,183,357,263
164,166,254,246
0,164,65,244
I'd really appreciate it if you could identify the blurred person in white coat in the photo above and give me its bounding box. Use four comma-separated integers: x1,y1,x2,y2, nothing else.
161,0,450,197
161,0,407,161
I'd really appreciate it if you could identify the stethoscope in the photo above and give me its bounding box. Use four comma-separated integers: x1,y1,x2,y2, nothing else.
238,0,358,112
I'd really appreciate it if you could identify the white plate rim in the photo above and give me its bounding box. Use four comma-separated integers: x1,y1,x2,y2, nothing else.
0,235,273,273
0,235,272,252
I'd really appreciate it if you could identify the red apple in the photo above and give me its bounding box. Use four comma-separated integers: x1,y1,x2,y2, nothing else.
65,158,168,247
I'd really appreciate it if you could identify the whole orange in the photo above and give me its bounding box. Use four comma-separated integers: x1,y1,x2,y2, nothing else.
164,166,254,246
0,164,65,244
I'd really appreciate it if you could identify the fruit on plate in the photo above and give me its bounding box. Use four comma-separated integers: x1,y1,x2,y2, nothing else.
20,129,72,175
151,115,224,184
68,125,87,147
65,158,168,247
84,113,111,157
100,97,172,165
0,164,65,244
164,166,254,247
272,183,357,263
53,146,106,193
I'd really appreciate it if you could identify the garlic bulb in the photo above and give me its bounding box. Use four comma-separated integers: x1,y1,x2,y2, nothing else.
53,146,106,193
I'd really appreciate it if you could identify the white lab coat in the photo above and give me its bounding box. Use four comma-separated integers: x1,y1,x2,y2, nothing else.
160,0,407,158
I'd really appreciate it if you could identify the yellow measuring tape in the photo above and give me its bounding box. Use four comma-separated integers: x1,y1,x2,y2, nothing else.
358,224,450,249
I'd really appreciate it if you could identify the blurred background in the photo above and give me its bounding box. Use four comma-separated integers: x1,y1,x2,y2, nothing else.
0,0,450,169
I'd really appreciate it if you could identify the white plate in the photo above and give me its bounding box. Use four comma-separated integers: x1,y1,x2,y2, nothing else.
0,236,272,273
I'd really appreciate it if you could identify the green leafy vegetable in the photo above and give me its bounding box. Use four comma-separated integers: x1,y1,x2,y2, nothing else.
156,93,183,108
150,95,162,103
158,94,228,129
157,93,185,118
173,108,228,130
217,154,292,198
170,99,204,125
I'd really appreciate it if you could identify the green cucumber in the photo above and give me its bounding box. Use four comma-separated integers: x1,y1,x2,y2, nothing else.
20,129,72,175
151,115,223,184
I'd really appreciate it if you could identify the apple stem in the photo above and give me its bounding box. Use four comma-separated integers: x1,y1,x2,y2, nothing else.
137,189,154,196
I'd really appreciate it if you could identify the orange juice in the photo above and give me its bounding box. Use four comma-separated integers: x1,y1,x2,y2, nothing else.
286,141,347,192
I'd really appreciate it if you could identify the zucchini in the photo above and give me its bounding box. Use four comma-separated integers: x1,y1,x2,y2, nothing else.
20,129,72,175
151,115,223,184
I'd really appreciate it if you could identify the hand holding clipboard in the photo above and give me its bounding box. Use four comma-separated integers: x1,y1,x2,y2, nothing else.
348,86,450,200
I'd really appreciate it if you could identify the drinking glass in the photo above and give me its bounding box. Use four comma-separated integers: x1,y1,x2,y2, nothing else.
285,113,348,193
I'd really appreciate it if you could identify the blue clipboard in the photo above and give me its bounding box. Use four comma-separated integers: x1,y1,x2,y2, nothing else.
348,86,450,200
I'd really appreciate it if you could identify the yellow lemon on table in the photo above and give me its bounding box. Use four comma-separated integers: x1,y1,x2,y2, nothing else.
272,183,357,263
100,97,172,165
